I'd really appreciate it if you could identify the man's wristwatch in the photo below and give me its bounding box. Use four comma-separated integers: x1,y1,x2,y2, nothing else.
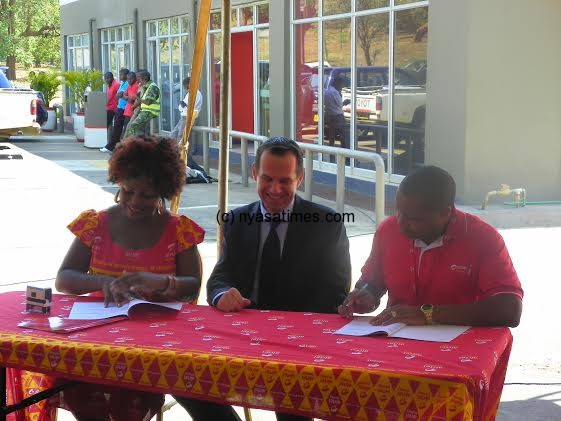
420,304,434,325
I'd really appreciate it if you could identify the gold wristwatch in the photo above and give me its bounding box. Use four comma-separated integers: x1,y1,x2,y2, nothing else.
420,304,434,325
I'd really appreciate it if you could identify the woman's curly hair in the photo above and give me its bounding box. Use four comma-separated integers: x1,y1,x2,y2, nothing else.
108,135,186,199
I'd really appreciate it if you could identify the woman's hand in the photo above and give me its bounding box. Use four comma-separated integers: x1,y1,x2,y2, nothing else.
117,272,170,302
102,278,134,307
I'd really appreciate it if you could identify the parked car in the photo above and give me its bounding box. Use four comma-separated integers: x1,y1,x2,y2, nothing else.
0,68,41,138
335,66,425,128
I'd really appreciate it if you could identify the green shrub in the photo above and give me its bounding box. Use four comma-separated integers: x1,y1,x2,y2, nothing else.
62,69,103,112
29,71,61,108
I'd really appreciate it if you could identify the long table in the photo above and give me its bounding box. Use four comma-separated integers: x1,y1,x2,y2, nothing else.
1,292,512,420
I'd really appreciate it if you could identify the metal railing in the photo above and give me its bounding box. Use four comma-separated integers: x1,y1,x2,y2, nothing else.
192,126,386,226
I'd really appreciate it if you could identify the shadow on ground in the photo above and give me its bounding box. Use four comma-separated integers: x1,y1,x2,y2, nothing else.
498,388,561,421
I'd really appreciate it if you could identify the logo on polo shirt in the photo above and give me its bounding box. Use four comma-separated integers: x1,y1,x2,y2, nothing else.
450,264,472,274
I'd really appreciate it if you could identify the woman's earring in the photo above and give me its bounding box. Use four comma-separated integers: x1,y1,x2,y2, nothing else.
157,198,165,215
114,189,121,203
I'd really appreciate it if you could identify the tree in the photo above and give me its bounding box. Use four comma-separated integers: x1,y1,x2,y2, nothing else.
0,0,61,79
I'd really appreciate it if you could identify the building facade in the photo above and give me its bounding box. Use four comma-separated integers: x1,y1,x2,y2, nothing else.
59,0,561,204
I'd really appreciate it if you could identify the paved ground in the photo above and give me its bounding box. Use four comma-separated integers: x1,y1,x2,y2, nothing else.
1,135,560,420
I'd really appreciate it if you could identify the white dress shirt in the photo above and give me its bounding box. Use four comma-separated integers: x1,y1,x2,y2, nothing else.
178,89,203,116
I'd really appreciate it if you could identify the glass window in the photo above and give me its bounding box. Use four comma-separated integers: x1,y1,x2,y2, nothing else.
181,35,191,83
123,26,130,40
210,33,222,129
323,0,351,16
210,11,221,30
102,45,109,72
68,36,74,47
159,19,170,36
240,6,253,26
354,13,389,170
293,0,318,19
159,38,171,131
257,28,270,136
395,0,417,5
171,18,180,34
116,28,123,41
294,22,319,143
181,16,190,34
231,8,238,27
392,6,427,176
357,0,389,11
257,3,269,24
322,18,351,161
148,21,157,37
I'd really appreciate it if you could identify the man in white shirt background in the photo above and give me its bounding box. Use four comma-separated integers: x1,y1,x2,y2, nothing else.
171,76,206,174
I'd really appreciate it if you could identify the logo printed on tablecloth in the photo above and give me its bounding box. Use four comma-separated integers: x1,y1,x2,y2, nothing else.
459,355,479,363
240,329,257,336
202,335,220,341
276,324,294,331
440,344,458,352
313,354,332,363
154,331,174,337
403,351,421,360
423,364,443,372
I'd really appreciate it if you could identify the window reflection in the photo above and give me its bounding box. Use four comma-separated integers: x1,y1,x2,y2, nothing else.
353,13,389,170
323,0,350,16
257,29,270,136
392,6,427,176
294,22,318,143
357,0,389,11
293,0,318,20
322,18,351,163
210,33,222,130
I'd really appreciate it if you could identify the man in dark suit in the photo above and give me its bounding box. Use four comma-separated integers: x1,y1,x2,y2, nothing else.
175,137,351,421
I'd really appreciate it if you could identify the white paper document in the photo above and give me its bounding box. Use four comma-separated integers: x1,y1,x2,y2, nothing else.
68,299,183,320
334,316,470,343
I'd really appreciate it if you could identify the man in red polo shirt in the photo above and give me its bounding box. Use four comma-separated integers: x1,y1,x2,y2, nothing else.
104,72,120,129
339,165,523,327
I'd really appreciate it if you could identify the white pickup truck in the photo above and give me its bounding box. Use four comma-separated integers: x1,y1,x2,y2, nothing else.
0,68,40,139
342,85,426,128
337,67,426,128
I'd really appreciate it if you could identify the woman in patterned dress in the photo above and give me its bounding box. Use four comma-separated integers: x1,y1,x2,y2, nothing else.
50,135,205,420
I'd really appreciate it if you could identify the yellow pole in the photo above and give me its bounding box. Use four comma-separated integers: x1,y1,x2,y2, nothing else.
170,0,212,213
217,0,231,256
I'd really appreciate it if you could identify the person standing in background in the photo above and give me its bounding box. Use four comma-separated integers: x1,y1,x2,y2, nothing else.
170,76,206,174
101,68,129,153
124,70,160,137
104,72,120,130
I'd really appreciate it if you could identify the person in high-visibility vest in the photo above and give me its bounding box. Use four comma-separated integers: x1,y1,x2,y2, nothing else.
124,70,160,137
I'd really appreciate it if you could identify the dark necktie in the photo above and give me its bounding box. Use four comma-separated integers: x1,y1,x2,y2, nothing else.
258,220,281,308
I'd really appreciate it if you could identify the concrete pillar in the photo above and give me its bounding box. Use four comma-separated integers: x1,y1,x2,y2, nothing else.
268,0,291,138
427,0,561,203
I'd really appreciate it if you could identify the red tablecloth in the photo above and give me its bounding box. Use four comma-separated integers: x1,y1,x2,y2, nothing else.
1,292,512,420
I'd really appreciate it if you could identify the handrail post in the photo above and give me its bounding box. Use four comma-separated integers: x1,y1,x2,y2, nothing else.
304,149,313,200
374,155,386,227
203,131,210,174
336,154,345,213
241,137,248,187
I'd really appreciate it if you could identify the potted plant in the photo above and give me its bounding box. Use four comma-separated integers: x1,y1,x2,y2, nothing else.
29,71,62,131
62,69,103,141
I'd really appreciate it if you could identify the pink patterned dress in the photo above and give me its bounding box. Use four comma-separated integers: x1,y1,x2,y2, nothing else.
7,209,205,421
